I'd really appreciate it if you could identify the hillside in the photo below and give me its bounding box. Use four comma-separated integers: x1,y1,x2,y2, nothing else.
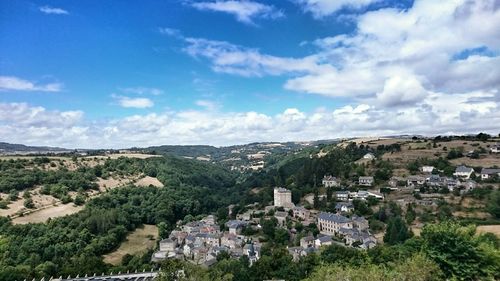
0,135,499,281
0,142,71,154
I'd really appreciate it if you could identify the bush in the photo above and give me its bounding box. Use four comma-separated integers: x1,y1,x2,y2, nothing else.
23,198,35,209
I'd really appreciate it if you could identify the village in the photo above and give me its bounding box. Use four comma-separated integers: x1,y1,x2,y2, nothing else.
151,185,379,267
151,147,500,267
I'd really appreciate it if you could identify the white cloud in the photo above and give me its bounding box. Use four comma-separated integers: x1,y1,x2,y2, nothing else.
121,87,164,96
190,0,284,24
158,27,183,38
0,76,63,92
39,6,69,15
375,75,428,107
296,0,380,18
183,0,500,107
184,38,326,77
1,94,498,148
195,100,220,111
112,95,154,108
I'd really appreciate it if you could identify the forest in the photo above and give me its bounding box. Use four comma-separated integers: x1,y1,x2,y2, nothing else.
0,155,241,280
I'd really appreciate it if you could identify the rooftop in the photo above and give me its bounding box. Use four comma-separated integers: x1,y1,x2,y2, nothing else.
318,212,351,223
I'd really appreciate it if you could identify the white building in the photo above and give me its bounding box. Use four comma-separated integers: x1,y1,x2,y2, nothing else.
480,168,500,180
322,175,340,187
490,144,499,153
421,166,435,173
363,153,376,160
454,166,475,179
359,176,374,186
274,187,294,209
317,212,352,235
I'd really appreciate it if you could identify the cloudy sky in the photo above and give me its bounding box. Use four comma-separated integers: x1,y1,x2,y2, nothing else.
0,0,499,148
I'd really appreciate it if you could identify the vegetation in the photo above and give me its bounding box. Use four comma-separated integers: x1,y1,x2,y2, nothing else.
0,155,240,280
1,137,499,280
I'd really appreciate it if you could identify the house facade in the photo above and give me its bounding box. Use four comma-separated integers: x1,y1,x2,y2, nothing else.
453,165,475,179
359,176,374,186
421,166,435,173
480,168,500,180
317,212,353,235
292,206,310,220
322,175,340,187
274,187,294,209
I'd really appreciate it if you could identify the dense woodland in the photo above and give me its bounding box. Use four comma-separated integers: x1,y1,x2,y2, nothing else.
0,156,240,280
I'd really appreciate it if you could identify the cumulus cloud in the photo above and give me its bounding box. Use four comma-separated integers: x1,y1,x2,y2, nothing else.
182,0,500,108
296,0,380,18
376,75,428,107
189,0,284,25
0,76,63,92
39,6,69,15
184,38,326,77
0,103,86,147
1,94,498,148
112,95,154,108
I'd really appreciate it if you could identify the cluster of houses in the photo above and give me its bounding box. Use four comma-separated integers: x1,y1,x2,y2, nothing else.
322,175,375,187
387,165,499,192
152,186,377,267
152,215,261,267
317,212,376,249
288,210,377,261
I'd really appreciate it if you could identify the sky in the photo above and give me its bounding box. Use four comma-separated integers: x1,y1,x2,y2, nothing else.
0,0,499,148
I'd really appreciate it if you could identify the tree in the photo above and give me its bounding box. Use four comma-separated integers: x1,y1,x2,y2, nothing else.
305,254,443,281
262,218,277,240
486,190,500,218
405,203,416,224
23,197,35,209
8,189,18,201
320,244,368,266
421,222,499,280
74,194,85,206
274,228,290,245
158,222,169,239
353,199,372,216
383,217,411,245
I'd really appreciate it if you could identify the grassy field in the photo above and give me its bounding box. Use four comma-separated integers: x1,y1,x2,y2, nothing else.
84,153,161,160
103,224,159,265
135,176,164,187
12,203,84,224
477,225,500,237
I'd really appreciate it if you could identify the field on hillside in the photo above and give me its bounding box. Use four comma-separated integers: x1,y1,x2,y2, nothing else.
477,225,500,236
12,203,84,224
85,153,161,160
135,176,164,187
103,224,158,265
375,139,500,168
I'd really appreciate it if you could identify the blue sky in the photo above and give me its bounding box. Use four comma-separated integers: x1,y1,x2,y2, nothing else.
0,0,499,148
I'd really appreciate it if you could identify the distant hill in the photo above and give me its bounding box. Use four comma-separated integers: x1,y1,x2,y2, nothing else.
0,142,71,154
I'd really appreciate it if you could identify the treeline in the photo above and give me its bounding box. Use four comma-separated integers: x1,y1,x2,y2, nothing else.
0,161,98,193
0,155,236,193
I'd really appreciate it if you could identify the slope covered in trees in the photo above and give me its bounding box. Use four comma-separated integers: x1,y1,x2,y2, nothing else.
0,156,241,280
